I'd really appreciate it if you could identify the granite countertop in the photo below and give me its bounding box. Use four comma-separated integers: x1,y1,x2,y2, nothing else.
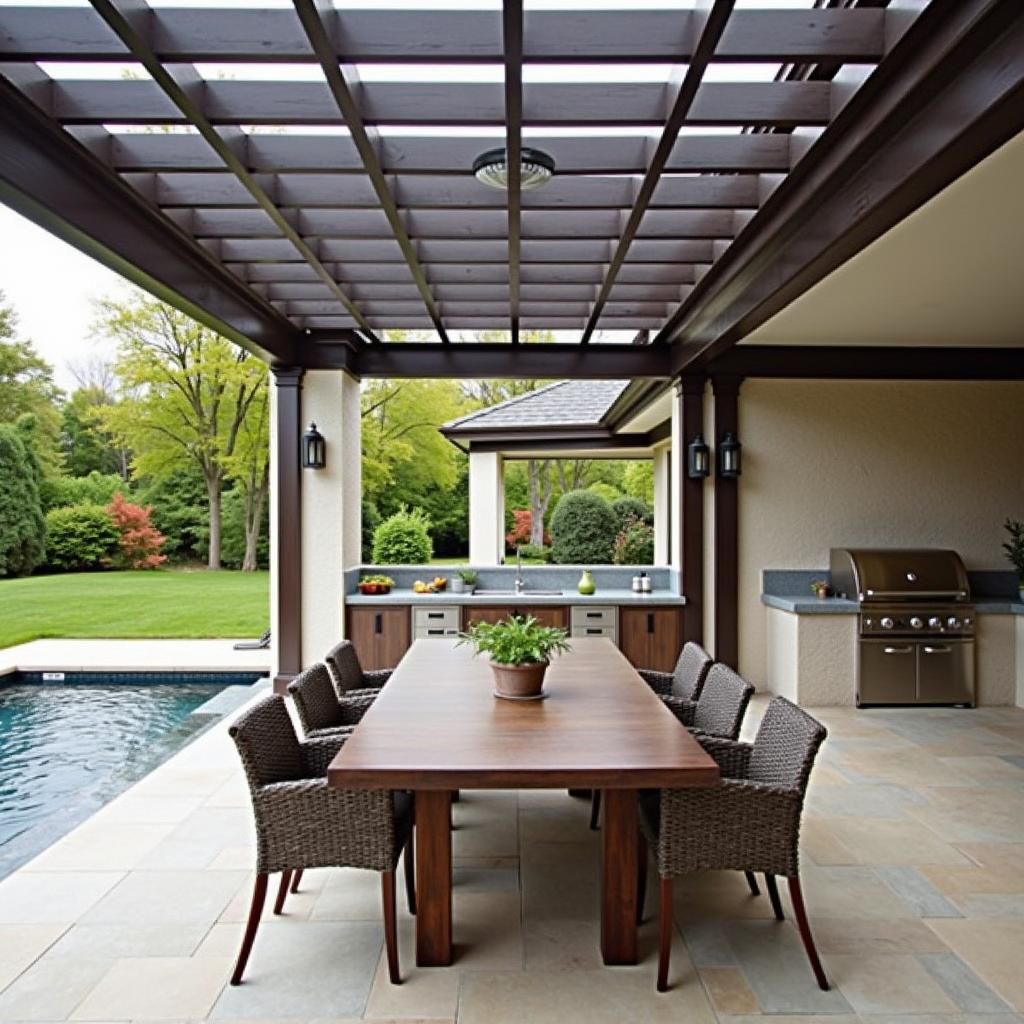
761,593,860,615
347,588,686,606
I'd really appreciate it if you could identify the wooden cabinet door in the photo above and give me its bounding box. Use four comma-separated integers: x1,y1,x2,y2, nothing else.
618,607,683,673
347,606,411,672
526,606,567,629
462,606,568,630
463,606,513,629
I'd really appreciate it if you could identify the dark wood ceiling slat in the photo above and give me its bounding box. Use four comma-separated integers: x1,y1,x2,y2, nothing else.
503,0,523,344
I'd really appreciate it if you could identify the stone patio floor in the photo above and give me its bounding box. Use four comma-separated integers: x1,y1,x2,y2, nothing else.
1,692,1024,1023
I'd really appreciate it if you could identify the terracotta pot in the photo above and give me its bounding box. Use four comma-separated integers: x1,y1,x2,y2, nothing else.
490,659,549,699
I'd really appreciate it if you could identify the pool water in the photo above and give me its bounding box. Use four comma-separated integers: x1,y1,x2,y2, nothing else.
0,682,231,878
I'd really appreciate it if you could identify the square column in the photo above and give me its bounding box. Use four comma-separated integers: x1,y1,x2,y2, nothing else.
653,444,671,566
468,450,505,565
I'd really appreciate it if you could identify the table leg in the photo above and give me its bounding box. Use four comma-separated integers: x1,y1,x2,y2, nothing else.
414,789,452,967
600,788,639,965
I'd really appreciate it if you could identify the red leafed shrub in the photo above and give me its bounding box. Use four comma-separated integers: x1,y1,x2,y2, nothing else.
505,509,550,550
107,493,168,569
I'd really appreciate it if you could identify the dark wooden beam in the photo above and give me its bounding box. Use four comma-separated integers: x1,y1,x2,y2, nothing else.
677,376,706,645
711,374,741,669
273,367,303,691
580,0,736,344
706,345,1024,380
292,0,449,343
503,0,523,344
85,0,380,341
662,1,1024,370
0,75,297,364
301,341,671,379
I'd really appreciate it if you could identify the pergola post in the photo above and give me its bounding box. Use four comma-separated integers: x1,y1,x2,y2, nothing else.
468,451,506,565
712,374,742,667
673,377,707,645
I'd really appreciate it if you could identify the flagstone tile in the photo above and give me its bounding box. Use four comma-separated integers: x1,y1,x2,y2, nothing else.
928,919,1024,1011
0,954,113,1021
0,923,67,993
0,871,125,925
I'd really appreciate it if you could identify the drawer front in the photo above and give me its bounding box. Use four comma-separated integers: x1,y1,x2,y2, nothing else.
413,606,460,632
414,625,460,640
571,623,617,641
570,605,616,629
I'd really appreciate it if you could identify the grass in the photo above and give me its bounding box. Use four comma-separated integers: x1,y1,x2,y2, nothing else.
428,556,548,566
0,569,270,649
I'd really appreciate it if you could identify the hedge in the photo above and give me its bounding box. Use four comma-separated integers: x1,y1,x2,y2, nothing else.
549,489,618,565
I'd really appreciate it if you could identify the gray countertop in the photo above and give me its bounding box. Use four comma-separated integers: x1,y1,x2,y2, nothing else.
347,588,686,607
762,593,1024,616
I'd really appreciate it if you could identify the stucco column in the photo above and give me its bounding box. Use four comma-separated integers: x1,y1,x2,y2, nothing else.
653,444,670,566
300,369,362,667
469,450,505,565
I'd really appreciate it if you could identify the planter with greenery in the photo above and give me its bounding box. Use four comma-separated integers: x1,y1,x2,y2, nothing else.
458,614,571,700
1002,519,1024,598
452,568,477,594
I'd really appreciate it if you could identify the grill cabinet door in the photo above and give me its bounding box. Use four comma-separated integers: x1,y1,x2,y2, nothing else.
858,639,917,705
916,640,975,705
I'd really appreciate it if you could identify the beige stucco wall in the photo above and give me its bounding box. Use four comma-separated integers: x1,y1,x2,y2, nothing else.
737,379,1024,694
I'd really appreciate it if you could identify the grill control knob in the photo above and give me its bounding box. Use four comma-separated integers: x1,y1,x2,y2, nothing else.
880,617,895,630
928,616,942,629
910,616,923,629
947,616,961,629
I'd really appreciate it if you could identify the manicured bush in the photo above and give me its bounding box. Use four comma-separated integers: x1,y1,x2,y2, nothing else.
549,489,618,565
0,419,46,576
38,471,124,513
107,493,167,569
612,495,652,530
372,506,433,564
612,514,655,566
44,503,119,571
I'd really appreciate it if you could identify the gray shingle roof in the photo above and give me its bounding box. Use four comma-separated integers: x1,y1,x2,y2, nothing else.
444,380,630,433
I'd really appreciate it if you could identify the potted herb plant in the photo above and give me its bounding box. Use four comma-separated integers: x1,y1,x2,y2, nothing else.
452,568,477,595
1002,519,1024,599
457,614,570,700
810,579,830,599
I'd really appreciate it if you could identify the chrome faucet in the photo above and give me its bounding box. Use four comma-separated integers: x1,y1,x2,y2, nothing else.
514,546,525,594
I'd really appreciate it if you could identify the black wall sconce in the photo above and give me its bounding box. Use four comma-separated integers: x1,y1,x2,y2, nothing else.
301,422,326,469
719,431,742,478
687,434,710,479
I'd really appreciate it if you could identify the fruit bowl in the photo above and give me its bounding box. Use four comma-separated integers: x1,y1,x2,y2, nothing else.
358,575,395,595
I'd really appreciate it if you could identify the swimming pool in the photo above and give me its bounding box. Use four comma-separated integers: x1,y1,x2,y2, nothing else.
0,674,260,878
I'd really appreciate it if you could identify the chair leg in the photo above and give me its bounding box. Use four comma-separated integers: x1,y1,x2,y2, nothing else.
657,876,673,992
382,870,401,984
637,830,648,926
404,833,417,916
290,868,304,895
764,873,785,920
231,873,268,985
787,875,829,991
273,869,292,915
589,790,602,831
744,870,760,897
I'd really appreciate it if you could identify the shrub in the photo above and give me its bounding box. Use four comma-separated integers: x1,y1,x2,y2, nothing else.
139,467,207,563
44,503,119,571
361,499,381,562
0,420,46,576
612,514,655,566
611,495,652,530
107,493,167,569
39,471,124,513
517,543,553,563
588,481,621,505
372,506,433,564
549,489,618,565
505,509,550,551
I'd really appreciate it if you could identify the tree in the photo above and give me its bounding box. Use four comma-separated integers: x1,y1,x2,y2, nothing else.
94,294,267,569
61,386,128,478
0,291,63,474
0,415,46,576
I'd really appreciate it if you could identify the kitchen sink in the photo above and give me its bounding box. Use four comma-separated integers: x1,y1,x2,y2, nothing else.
473,589,564,597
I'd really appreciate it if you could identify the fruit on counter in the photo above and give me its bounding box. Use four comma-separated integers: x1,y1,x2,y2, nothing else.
412,576,448,594
358,574,395,595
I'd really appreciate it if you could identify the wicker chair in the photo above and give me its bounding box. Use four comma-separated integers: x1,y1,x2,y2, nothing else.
229,694,414,986
590,657,750,830
639,696,829,993
325,639,391,718
287,662,365,737
639,642,714,703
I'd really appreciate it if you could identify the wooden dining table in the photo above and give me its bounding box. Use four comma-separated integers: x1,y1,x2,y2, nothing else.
327,636,719,967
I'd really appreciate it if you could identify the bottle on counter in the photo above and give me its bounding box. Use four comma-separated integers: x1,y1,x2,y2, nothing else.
632,573,643,593
639,571,652,593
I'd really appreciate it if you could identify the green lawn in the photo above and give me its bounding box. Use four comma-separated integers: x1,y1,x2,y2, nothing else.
0,569,270,649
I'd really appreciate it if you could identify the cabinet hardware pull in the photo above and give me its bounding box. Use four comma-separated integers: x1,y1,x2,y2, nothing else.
883,646,912,654
427,612,443,619
427,629,443,635
647,613,654,634
586,628,602,635
923,645,952,654
587,612,601,618
374,613,382,635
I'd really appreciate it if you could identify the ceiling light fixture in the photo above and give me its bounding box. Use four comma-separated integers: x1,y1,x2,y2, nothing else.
472,147,556,190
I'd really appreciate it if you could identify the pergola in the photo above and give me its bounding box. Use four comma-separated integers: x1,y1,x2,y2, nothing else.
2,0,1023,686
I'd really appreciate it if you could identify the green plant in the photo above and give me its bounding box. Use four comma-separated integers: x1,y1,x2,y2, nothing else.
810,579,829,596
549,489,618,565
611,496,652,530
458,614,571,666
612,514,654,565
1003,519,1024,582
517,543,553,563
371,506,433,564
361,499,381,562
39,471,125,513
0,418,46,577
44,503,119,571
457,569,478,584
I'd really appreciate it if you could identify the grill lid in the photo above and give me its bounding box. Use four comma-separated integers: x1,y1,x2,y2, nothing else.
829,548,970,602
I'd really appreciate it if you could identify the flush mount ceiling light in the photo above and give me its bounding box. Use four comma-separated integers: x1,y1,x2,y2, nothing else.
472,147,556,190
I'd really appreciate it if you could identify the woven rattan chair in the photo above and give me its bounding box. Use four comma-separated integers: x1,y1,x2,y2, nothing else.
229,694,414,986
325,639,391,718
639,696,828,993
639,642,714,703
287,662,365,737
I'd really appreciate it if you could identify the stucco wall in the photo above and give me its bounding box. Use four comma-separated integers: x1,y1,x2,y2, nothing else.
737,379,1024,689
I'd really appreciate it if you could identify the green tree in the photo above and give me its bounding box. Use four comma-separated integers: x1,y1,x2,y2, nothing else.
93,295,267,569
0,416,46,576
60,386,127,478
0,292,63,474
623,460,654,505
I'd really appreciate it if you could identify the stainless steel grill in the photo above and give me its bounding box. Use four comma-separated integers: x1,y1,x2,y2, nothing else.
829,548,976,707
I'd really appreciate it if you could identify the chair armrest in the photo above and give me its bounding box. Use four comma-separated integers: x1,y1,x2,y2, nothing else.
661,695,696,726
300,734,348,776
639,669,673,696
362,669,392,689
338,692,377,724
693,735,752,779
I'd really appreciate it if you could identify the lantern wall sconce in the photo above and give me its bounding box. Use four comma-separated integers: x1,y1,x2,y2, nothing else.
687,434,710,479
301,422,326,470
719,431,742,478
